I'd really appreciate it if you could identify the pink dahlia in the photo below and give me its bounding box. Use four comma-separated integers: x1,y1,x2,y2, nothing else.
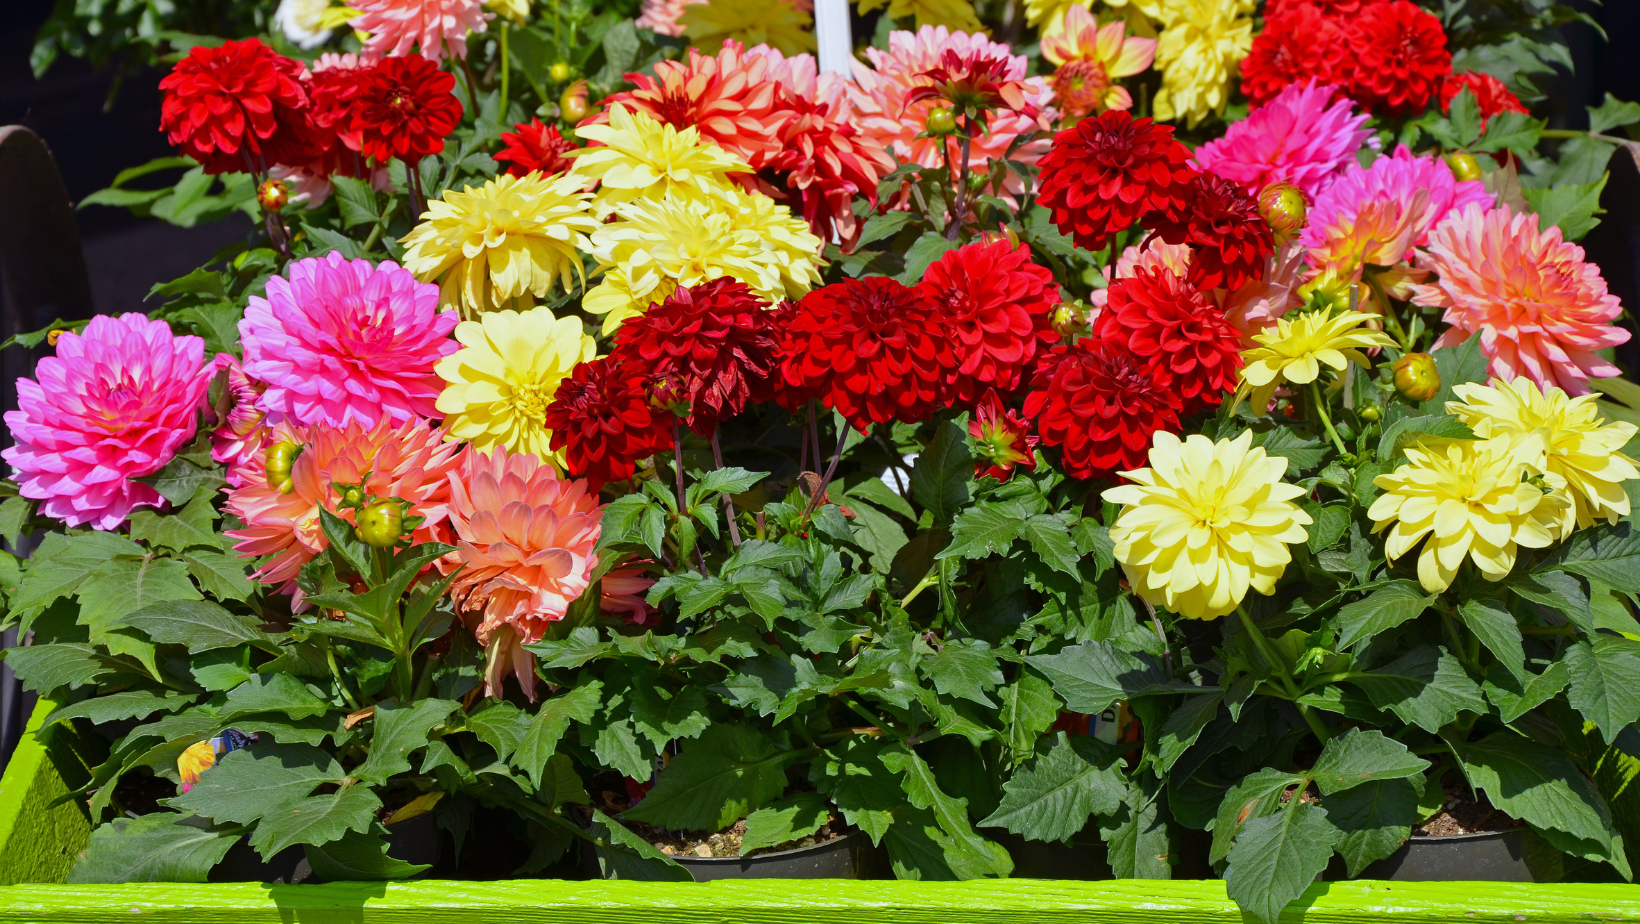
210,355,271,485
849,26,1053,196
636,0,691,36
1411,203,1629,396
240,252,458,430
445,446,602,699
602,562,658,627
1300,145,1491,259
350,0,492,62
1193,81,1370,200
3,314,212,530
225,417,461,596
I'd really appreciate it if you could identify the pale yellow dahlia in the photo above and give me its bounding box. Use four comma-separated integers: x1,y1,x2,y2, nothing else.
720,185,825,302
856,0,984,33
434,306,597,462
484,0,528,24
400,172,598,319
1149,0,1254,127
1448,377,1639,535
1107,430,1312,620
1238,307,1396,410
570,104,751,219
1023,0,1091,37
1369,436,1568,593
680,0,816,56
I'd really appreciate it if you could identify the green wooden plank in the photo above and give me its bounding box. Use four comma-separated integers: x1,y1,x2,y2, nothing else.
0,879,1637,923
0,697,93,886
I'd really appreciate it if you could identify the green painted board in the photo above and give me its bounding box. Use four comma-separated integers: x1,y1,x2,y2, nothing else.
0,697,93,886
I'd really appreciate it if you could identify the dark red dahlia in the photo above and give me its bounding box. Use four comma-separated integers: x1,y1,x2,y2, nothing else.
1022,337,1181,481
298,59,373,179
347,56,463,164
1440,71,1528,127
970,390,1038,482
613,279,782,435
1035,110,1196,254
544,356,672,490
1239,6,1350,108
1341,0,1451,116
917,240,1060,407
1265,0,1383,15
1148,173,1274,293
778,277,959,432
158,39,313,175
494,118,575,178
1094,267,1244,414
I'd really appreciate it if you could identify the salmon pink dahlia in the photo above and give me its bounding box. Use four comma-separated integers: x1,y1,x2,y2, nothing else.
1192,81,1370,200
349,0,491,61
1036,110,1196,253
225,418,460,597
241,252,459,429
3,314,213,530
445,446,602,698
159,39,313,175
1023,337,1181,481
917,240,1059,406
1411,203,1629,396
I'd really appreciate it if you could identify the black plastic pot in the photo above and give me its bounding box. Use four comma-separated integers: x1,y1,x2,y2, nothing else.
606,829,885,882
1351,830,1533,881
988,828,1113,880
209,811,442,883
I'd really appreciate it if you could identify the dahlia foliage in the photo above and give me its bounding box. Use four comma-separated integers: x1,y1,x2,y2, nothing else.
21,0,1640,913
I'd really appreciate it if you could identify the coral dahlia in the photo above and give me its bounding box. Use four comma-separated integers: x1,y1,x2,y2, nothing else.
349,0,492,61
3,314,213,530
347,55,464,164
1036,109,1196,253
1040,6,1156,119
1192,80,1370,200
159,39,313,176
1095,266,1244,413
543,356,673,490
494,118,574,178
1340,0,1450,116
970,391,1038,481
917,240,1060,406
1024,337,1182,481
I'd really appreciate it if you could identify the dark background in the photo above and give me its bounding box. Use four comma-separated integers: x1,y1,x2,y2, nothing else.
0,0,1635,768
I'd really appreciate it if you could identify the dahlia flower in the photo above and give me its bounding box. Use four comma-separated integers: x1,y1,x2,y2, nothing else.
917,240,1060,406
613,279,782,435
1449,378,1638,535
1369,436,1567,594
1410,203,1629,396
1441,71,1529,127
399,172,599,318
210,356,271,485
601,562,659,626
1150,0,1255,127
849,27,1053,187
970,391,1039,481
1098,238,1303,347
1151,173,1274,292
1023,337,1183,481
1192,81,1370,200
680,0,816,56
274,0,333,50
240,253,457,430
3,315,212,530
224,418,460,595
445,446,602,699
435,306,597,463
347,55,464,164
1107,430,1312,620
1301,145,1491,258
1036,109,1196,253
1340,0,1449,116
1095,266,1244,413
544,356,673,490
159,39,312,176
1238,5,1348,108
637,0,691,36
494,119,574,178
570,104,750,219
350,0,491,61
857,0,984,32
486,0,529,25
1040,7,1157,119
907,45,1040,123
779,277,959,432
1238,307,1396,410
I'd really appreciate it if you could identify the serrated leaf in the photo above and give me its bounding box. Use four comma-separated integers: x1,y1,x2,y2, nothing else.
1021,513,1078,576
1306,503,1351,554
810,738,900,846
1538,522,1640,593
1482,661,1569,724
128,493,223,553
1026,640,1175,715
122,600,271,653
998,669,1060,766
515,681,603,789
247,784,382,857
629,682,711,749
1101,776,1171,879
694,467,766,496
221,673,331,722
923,638,1003,707
1523,174,1608,241
911,421,974,524
1325,778,1419,877
1474,110,1543,154
1156,692,1222,774
354,699,459,785
899,232,962,282
1590,94,1640,134
1210,767,1304,864
1334,580,1432,651
1564,636,1640,743
42,689,193,729
1310,728,1430,796
303,824,429,880
524,626,612,669
331,176,379,229
68,814,240,884
939,502,1025,561
739,791,831,855
882,744,1012,879
182,550,254,602
1347,646,1486,732
1509,570,1595,632
134,456,223,507
1224,802,1339,924
1418,332,1489,414
1458,598,1526,682
1377,414,1475,463
622,724,793,832
1256,428,1328,476
847,477,916,520
466,701,530,763
585,807,691,881
12,532,142,613
170,742,343,824
1450,731,1618,853
979,733,1123,842
77,557,202,635
2,643,125,693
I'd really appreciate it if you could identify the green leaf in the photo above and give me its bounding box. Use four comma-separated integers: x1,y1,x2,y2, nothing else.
12,532,139,613
182,550,255,602
1450,731,1618,855
220,672,331,722
1474,110,1543,154
882,744,1013,879
595,19,641,86
331,176,379,230
628,682,711,750
1482,661,1570,724
1347,646,1487,732
122,600,271,653
303,825,429,880
1564,636,1640,743
68,814,239,884
1523,174,1608,241
939,502,1025,561
1309,728,1431,796
247,784,382,857
1538,522,1640,593
810,738,900,846
76,557,201,635
979,733,1123,842
1224,802,1340,924
622,724,793,832
512,680,604,787
134,456,223,507
1026,640,1175,715
42,689,193,729
1256,428,1328,477
2,643,124,693
1590,94,1640,134
694,467,766,496
1377,414,1475,463
1446,88,1483,147
924,638,1003,707
898,232,962,283
1458,598,1526,682
354,699,459,785
997,669,1061,766
0,496,30,548
1020,514,1079,576
847,477,916,521
525,626,612,669
593,717,651,781
883,806,958,880
739,792,831,855
170,742,343,824
910,421,974,524
1100,775,1171,880
585,807,691,881
1325,778,1419,877
855,210,914,249
1156,692,1223,774
1419,333,1489,414
128,493,224,552
1306,503,1351,555
1334,581,1433,651
466,701,531,763
1209,768,1303,864
1509,570,1595,632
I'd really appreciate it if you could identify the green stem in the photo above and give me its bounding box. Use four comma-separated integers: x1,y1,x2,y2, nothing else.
1237,606,1332,742
457,53,482,121
1309,381,1350,458
499,22,510,119
1363,270,1411,352
321,636,363,712
845,698,892,736
899,572,938,608
1541,128,1629,143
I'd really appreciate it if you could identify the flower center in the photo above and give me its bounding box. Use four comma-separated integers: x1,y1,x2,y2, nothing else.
511,381,553,422
1050,59,1111,119
388,90,415,112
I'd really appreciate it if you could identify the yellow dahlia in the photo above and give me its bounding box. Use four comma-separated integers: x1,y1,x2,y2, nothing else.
680,0,816,55
1448,377,1639,535
434,306,597,461
570,103,751,219
1107,430,1312,620
400,172,598,319
1149,0,1254,127
1023,0,1091,37
856,0,984,33
1369,436,1568,593
720,185,825,302
1238,307,1396,410
484,0,528,24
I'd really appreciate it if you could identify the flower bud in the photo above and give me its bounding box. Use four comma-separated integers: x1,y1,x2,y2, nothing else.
560,80,592,123
343,487,364,507
46,329,65,347
356,500,404,548
647,375,689,417
257,179,289,213
1393,352,1440,402
1050,301,1088,339
1358,404,1382,422
264,441,301,494
1446,151,1483,182
925,106,957,135
1258,182,1308,245
548,61,572,83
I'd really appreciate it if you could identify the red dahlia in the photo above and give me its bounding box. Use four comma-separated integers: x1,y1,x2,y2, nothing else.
778,277,959,432
1150,173,1275,293
613,279,782,436
544,356,672,491
1341,0,1451,116
1036,110,1196,254
970,390,1038,482
1239,6,1350,107
158,39,312,175
300,59,373,179
347,56,463,164
1094,267,1243,414
1023,337,1181,481
1265,0,1382,15
917,240,1060,407
1440,71,1528,127
494,119,575,177
907,47,1038,121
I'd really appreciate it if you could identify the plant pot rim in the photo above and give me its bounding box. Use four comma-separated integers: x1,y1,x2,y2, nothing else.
1403,828,1523,843
667,827,864,864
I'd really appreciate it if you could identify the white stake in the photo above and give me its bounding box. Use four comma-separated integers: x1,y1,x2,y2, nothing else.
814,0,853,76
